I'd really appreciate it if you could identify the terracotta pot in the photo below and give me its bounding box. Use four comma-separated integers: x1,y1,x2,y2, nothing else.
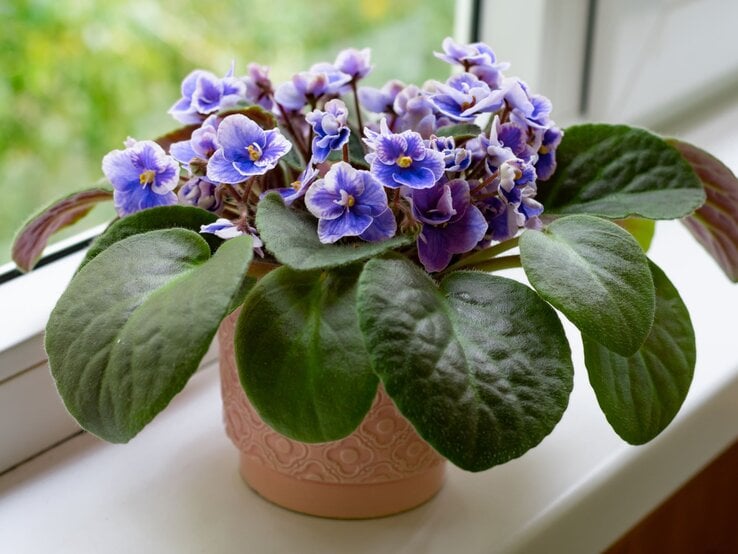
218,308,446,519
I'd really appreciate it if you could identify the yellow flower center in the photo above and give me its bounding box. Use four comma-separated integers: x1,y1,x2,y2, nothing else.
396,155,412,168
247,144,262,161
346,194,356,208
139,170,156,186
291,180,301,191
539,146,550,155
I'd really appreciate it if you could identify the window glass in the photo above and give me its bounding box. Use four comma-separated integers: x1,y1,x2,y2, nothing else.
1,0,455,265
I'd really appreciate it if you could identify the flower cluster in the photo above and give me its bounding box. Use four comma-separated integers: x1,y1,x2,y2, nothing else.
101,38,561,273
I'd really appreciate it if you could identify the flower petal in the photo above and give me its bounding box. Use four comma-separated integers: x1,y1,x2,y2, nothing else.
206,149,246,184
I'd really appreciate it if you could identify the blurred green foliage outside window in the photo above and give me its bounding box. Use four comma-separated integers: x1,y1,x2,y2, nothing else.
1,0,454,265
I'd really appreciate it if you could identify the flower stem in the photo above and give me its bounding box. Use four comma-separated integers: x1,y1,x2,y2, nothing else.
351,81,364,132
445,236,520,272
343,143,350,163
468,254,522,273
273,98,309,161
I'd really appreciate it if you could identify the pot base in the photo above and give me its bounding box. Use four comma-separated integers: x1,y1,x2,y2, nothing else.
239,453,446,519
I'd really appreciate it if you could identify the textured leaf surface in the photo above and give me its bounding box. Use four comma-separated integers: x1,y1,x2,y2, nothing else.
539,124,705,219
12,186,113,272
357,258,573,471
671,139,738,282
46,230,253,443
435,123,483,141
236,265,377,442
583,261,695,444
256,193,413,270
79,205,219,271
520,215,655,356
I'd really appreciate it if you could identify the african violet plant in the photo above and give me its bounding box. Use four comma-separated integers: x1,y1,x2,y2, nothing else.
13,38,738,472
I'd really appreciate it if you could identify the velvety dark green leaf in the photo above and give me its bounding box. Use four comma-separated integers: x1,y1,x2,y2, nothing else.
539,124,705,219
435,123,483,141
79,205,219,271
670,139,738,282
236,264,377,442
357,258,574,471
616,218,656,252
256,193,413,270
12,185,113,272
520,215,655,356
583,261,695,444
46,230,254,443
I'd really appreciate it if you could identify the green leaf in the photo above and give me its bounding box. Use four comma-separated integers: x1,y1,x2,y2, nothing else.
435,123,483,141
616,218,656,252
669,139,738,282
79,205,219,271
12,185,113,272
46,229,254,443
583,261,695,444
236,264,378,442
357,258,574,471
539,124,705,219
520,215,655,356
256,193,413,270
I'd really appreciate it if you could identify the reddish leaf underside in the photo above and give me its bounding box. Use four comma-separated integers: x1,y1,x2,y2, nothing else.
12,187,113,272
670,139,738,282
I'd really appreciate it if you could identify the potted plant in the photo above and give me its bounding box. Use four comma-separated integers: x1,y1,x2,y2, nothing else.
12,38,738,519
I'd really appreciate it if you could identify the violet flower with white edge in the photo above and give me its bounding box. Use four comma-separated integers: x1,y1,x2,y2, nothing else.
168,64,247,124
269,165,319,206
200,218,244,239
364,119,444,189
409,178,487,273
434,37,508,88
504,79,553,130
178,177,224,212
274,64,351,111
428,136,473,172
392,84,442,138
102,139,179,217
169,115,221,167
334,48,372,80
206,114,291,184
305,162,395,244
306,99,351,163
243,63,274,110
534,126,563,181
358,80,405,114
429,73,505,122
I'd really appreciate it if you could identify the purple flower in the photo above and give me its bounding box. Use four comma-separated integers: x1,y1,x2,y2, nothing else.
206,114,292,184
178,177,224,212
392,84,441,138
269,165,318,206
305,99,351,163
201,218,265,249
503,79,553,130
428,136,473,172
409,179,487,272
434,37,508,88
429,73,505,122
200,218,243,239
334,48,372,80
364,120,445,189
243,63,274,110
102,139,179,217
168,65,247,124
274,64,351,111
358,80,405,114
169,115,221,166
305,162,395,243
534,126,562,181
